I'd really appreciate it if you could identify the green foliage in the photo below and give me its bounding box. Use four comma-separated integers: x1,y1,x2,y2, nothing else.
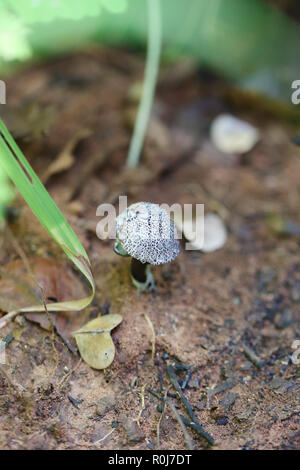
2,0,299,104
0,7,32,61
5,0,127,23
0,0,128,63
0,118,95,313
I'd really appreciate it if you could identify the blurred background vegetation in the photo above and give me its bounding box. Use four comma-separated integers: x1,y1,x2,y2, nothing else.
0,0,300,102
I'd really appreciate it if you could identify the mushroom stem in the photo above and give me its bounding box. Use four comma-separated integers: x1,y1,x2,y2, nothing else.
130,258,156,292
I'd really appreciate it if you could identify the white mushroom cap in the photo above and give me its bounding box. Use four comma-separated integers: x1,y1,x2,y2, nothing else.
116,202,180,265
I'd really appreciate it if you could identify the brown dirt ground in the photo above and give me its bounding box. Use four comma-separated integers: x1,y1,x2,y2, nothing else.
0,48,299,450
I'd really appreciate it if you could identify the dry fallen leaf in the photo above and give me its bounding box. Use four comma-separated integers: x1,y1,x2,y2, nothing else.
0,257,88,351
42,128,92,182
2,103,57,140
72,314,123,370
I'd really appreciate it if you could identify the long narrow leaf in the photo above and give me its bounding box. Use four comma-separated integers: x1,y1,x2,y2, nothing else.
0,118,95,313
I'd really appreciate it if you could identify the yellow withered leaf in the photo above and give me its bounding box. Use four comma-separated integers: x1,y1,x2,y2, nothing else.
72,314,122,370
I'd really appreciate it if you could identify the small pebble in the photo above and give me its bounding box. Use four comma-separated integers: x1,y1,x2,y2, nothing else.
97,395,116,417
291,280,300,302
119,415,145,443
210,114,260,154
217,416,229,426
183,213,227,252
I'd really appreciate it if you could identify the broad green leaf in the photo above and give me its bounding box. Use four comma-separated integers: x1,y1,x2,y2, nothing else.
101,0,128,14
5,0,127,24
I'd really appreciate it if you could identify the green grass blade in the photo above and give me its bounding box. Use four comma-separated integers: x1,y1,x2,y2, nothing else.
0,118,95,313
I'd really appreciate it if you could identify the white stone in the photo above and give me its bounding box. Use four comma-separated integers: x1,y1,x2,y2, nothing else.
210,114,260,154
183,213,227,253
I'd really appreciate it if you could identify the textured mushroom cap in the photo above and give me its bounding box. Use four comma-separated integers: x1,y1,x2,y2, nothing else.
116,202,180,265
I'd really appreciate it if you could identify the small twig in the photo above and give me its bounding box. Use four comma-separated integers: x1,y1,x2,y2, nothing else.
0,310,20,330
159,385,170,448
68,395,83,409
242,344,263,369
167,364,196,420
158,365,164,392
173,362,190,372
149,385,214,447
167,364,214,445
135,383,147,426
179,414,213,444
167,400,194,450
148,388,162,401
59,358,82,389
181,368,194,390
156,387,168,449
148,387,165,448
94,428,115,444
144,313,156,360
148,387,193,450
39,285,59,375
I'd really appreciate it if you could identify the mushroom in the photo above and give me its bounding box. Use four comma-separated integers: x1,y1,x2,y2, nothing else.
114,202,180,292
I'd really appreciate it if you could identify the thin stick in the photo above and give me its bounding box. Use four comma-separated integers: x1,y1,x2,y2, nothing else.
144,313,156,360
136,383,147,426
242,344,263,369
148,388,162,401
157,386,169,449
167,400,194,450
148,387,214,447
148,388,193,450
39,285,59,375
94,428,115,444
59,358,82,389
148,388,164,448
167,364,214,445
0,310,19,330
179,414,214,444
126,0,162,167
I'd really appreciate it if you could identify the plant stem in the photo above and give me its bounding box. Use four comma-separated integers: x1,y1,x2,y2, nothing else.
126,0,162,167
